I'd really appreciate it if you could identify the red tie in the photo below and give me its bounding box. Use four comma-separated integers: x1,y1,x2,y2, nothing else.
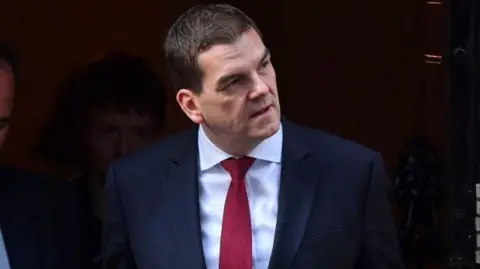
219,156,255,269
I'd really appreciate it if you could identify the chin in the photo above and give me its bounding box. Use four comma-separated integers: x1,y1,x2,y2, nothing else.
251,117,280,140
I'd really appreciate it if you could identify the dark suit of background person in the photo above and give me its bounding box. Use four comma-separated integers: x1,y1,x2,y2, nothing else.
0,166,81,269
102,4,405,269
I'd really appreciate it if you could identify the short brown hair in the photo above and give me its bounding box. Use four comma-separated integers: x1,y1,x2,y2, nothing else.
164,4,261,93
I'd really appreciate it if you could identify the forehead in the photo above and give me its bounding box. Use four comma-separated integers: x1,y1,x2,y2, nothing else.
198,29,266,79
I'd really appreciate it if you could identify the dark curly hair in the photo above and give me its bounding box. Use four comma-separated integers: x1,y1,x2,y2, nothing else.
34,52,167,170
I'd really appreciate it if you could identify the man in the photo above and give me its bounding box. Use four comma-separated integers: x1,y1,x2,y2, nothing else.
0,41,80,268
102,4,404,269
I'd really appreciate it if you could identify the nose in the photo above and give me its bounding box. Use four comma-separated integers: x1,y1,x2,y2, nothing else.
249,73,269,99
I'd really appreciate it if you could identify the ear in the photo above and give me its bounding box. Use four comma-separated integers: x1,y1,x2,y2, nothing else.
176,89,204,124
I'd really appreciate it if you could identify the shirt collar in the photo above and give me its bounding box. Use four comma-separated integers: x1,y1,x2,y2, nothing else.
198,124,283,171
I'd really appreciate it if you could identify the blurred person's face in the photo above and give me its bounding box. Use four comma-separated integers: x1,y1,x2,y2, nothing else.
84,108,157,175
0,61,14,151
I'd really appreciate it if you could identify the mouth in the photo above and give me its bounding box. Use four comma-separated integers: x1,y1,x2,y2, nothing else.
250,105,272,118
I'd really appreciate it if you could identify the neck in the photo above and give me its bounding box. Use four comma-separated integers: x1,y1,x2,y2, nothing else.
201,124,260,156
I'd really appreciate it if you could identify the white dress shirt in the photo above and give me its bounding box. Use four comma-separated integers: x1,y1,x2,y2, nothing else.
0,228,10,269
198,125,283,269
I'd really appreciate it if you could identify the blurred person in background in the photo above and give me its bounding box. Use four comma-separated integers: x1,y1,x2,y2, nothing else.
35,52,167,269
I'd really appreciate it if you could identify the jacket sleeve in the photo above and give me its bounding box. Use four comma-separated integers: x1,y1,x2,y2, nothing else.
356,153,405,269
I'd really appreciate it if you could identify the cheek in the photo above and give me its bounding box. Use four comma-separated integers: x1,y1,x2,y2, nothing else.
87,135,116,163
219,100,234,113
220,99,247,122
267,77,277,94
200,95,247,126
201,97,232,118
263,68,277,93
269,67,276,80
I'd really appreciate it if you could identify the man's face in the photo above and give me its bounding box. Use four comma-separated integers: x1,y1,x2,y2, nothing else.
85,108,157,174
177,29,281,149
0,62,14,151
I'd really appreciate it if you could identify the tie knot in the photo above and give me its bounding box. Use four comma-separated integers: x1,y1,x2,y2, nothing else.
221,156,255,181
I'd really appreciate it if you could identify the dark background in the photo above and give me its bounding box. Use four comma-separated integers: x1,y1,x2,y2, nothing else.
0,1,451,268
0,0,448,175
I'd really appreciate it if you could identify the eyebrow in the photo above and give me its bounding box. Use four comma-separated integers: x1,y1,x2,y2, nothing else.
215,48,271,90
260,48,270,64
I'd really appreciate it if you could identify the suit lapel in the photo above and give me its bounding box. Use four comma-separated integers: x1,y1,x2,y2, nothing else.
161,127,206,269
268,121,318,269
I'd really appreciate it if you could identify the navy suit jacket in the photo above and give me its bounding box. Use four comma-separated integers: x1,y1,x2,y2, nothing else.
0,166,82,269
102,120,405,269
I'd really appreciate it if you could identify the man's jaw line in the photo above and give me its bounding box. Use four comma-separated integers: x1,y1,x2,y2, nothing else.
200,122,262,157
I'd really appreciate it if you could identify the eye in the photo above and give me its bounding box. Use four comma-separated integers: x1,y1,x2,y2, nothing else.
221,76,242,90
229,77,241,85
260,59,270,69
